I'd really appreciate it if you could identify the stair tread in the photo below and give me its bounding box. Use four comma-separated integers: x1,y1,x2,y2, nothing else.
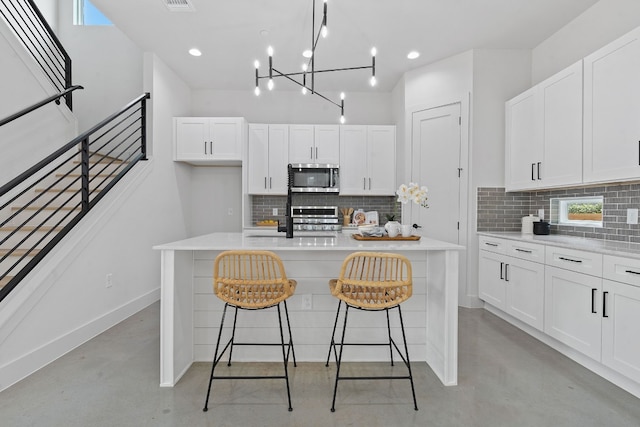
0,248,40,257
0,225,63,232
10,206,80,211
0,276,13,289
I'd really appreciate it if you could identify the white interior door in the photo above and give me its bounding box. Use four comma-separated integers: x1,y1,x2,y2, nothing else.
411,104,461,244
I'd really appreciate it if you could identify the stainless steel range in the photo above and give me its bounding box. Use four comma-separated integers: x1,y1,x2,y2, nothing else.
291,206,342,232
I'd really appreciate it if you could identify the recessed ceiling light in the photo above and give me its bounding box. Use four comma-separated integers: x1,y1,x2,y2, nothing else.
407,51,420,60
189,48,202,57
260,29,269,37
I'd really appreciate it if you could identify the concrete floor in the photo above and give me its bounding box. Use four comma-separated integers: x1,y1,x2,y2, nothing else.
1,303,639,427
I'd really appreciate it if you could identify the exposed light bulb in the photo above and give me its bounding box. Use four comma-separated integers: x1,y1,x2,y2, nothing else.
321,25,328,38
407,51,420,60
303,50,313,58
254,60,260,69
302,86,307,95
267,46,274,56
340,115,345,124
302,63,308,72
188,48,202,57
340,92,345,100
370,76,377,87
268,79,274,90
254,86,260,96
371,47,377,57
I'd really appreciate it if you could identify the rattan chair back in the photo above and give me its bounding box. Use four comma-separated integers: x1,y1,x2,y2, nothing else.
330,251,412,309
214,250,296,309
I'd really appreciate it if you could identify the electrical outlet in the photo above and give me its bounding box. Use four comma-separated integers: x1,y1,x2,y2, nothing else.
538,209,545,221
627,208,638,225
227,208,233,216
272,208,278,216
106,273,113,288
302,294,313,310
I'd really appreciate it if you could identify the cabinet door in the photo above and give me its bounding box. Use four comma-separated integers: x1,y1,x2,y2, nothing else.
584,26,640,183
288,125,315,163
540,61,583,188
602,279,640,383
505,88,540,191
544,266,602,360
175,117,209,160
247,124,270,194
314,125,340,164
339,126,368,195
210,118,242,160
505,257,544,331
478,250,507,310
267,125,289,195
367,126,396,195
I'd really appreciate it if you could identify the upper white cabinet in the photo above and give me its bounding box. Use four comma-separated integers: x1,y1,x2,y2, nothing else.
289,125,340,164
174,117,245,165
339,125,396,196
247,124,289,195
505,61,583,191
583,26,640,184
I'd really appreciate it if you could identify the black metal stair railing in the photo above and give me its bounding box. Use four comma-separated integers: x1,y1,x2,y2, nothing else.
0,0,74,109
0,93,151,302
0,86,83,128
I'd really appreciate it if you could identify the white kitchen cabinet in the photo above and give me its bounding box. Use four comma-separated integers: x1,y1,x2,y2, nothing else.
544,265,602,360
505,61,582,191
601,255,640,383
174,117,245,165
478,237,545,330
339,125,396,195
288,125,339,164
247,124,288,195
583,26,640,184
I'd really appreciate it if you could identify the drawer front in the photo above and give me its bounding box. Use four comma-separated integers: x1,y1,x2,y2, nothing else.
545,246,603,276
506,240,545,263
478,236,507,254
603,255,640,287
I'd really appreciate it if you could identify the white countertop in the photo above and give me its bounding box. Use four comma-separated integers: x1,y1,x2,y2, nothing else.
154,232,465,252
478,231,640,259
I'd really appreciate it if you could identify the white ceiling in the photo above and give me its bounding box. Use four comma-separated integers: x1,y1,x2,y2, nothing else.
91,0,599,93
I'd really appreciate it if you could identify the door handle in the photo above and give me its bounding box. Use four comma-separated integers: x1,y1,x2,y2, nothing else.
310,147,313,159
603,291,609,318
531,163,535,181
504,264,509,282
264,177,267,189
204,141,207,154
368,177,371,190
500,262,504,280
315,147,318,159
537,162,542,180
591,288,597,314
269,177,272,189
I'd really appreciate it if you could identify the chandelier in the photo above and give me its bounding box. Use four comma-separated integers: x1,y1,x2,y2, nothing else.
253,0,377,123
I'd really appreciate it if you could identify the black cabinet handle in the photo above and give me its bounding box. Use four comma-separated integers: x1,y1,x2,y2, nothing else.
204,141,207,154
504,264,509,282
316,147,318,159
264,177,267,189
310,147,313,159
603,291,609,318
559,256,582,263
531,163,535,181
591,288,597,314
515,248,532,254
625,269,640,275
500,262,504,280
485,242,498,247
537,162,542,180
269,177,272,189
210,141,213,154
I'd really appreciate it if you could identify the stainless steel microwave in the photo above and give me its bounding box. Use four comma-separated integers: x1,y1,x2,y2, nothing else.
289,163,339,193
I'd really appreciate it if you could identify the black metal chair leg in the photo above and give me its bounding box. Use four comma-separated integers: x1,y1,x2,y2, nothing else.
398,305,418,411
226,306,239,366
277,304,294,411
330,304,349,412
203,303,229,412
325,300,342,366
386,307,394,366
283,300,297,367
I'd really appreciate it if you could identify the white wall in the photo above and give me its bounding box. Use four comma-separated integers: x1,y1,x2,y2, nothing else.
0,53,192,391
532,0,640,83
56,0,143,132
0,19,76,184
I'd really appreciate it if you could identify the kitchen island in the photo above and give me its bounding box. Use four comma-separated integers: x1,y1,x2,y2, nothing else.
153,232,463,388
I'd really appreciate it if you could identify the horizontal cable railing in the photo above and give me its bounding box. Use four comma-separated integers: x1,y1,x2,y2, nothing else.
0,86,83,128
0,93,151,302
0,0,74,109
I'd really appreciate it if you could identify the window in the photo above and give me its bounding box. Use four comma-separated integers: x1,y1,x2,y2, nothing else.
74,0,112,26
550,196,603,228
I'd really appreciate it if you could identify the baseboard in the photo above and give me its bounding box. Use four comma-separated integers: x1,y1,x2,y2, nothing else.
0,288,159,392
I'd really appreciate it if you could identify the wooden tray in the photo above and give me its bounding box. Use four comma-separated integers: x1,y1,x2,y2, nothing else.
352,234,421,241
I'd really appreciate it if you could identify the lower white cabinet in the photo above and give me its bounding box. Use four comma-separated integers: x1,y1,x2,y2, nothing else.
478,238,544,331
544,266,602,361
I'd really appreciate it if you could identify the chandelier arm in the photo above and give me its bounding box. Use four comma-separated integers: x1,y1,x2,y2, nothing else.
257,65,373,80
272,68,342,109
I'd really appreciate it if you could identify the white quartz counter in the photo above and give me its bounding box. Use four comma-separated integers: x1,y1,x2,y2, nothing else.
154,232,463,389
478,232,640,259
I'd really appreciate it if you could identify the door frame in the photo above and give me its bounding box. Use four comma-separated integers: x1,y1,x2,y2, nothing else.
405,94,471,305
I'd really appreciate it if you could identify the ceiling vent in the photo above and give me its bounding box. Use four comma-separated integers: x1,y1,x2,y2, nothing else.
165,0,195,12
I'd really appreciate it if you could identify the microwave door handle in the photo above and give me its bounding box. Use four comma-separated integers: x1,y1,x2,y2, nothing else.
310,147,313,160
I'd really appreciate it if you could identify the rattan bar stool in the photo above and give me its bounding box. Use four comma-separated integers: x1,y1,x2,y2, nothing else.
203,250,297,412
325,251,418,412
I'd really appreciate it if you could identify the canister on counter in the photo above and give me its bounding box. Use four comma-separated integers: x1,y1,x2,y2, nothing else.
521,214,539,234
